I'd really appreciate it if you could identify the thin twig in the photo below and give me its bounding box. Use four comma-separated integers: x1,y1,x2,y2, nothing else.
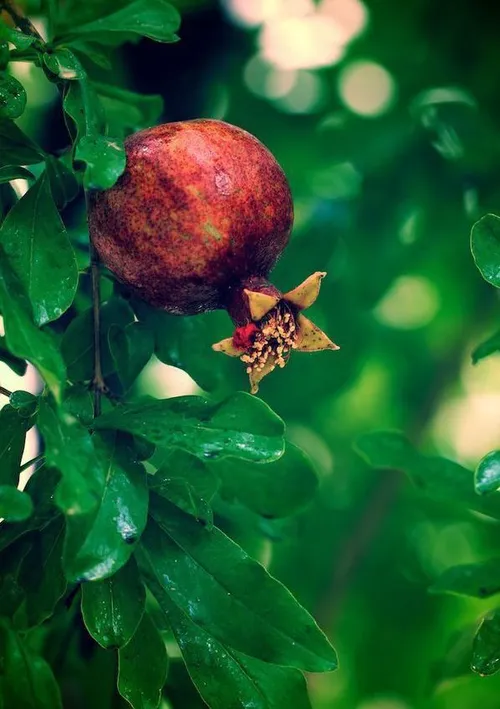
19,453,44,473
86,192,105,418
0,385,12,398
0,0,44,41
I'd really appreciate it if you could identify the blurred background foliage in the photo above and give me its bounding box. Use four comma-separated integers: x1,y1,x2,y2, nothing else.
5,0,500,706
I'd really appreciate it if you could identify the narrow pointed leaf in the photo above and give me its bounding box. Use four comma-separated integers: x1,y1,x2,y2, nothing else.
117,611,168,709
472,329,500,364
59,0,181,45
94,392,285,463
82,557,145,648
38,398,105,516
0,247,66,400
63,432,148,582
163,596,313,709
140,497,337,671
356,431,500,520
0,172,78,325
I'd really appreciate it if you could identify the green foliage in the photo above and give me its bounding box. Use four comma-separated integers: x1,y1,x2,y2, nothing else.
7,0,500,706
94,392,285,462
0,6,331,706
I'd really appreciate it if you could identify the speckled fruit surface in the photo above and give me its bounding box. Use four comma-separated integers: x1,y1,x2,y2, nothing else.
88,119,294,315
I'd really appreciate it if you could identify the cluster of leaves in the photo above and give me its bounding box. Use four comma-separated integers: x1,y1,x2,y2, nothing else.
0,2,336,707
356,213,500,680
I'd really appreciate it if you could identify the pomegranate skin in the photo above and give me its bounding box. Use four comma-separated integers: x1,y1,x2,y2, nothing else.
88,119,294,315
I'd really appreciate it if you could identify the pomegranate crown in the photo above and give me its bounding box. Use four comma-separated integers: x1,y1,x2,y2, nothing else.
212,271,339,393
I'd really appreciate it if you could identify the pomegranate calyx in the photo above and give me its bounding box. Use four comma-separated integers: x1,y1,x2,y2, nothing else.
212,271,340,394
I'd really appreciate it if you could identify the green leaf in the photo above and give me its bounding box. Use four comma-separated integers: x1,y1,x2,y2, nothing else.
0,172,78,325
117,611,168,709
472,609,500,676
0,621,62,708
16,518,66,627
59,0,181,46
63,384,94,426
0,466,60,555
10,390,38,419
0,119,44,167
0,404,28,486
68,42,112,70
0,72,27,119
355,430,418,470
0,26,37,51
63,77,105,140
81,556,145,648
63,432,148,582
472,329,500,364
150,448,219,526
108,322,152,386
94,82,163,135
140,497,337,671
211,442,318,518
94,392,285,463
431,559,500,598
109,322,155,391
476,450,500,495
163,596,313,709
0,247,66,400
61,296,135,381
38,397,105,516
42,47,86,80
0,537,32,616
0,336,27,376
45,155,79,210
356,431,500,520
134,301,222,391
0,165,35,184
0,486,33,521
471,213,500,288
75,133,126,190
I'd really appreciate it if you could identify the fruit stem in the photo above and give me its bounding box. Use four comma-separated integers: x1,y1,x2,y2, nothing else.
87,191,105,418
0,385,12,398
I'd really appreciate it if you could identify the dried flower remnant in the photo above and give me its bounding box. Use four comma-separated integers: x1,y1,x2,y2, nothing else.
213,272,339,393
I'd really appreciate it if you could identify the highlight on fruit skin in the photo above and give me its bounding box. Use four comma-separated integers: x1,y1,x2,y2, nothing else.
87,118,339,393
212,272,339,394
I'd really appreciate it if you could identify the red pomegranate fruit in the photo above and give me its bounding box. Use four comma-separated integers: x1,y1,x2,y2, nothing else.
88,119,339,393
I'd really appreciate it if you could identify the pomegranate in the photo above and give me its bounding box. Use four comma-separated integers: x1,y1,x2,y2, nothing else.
88,119,339,393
